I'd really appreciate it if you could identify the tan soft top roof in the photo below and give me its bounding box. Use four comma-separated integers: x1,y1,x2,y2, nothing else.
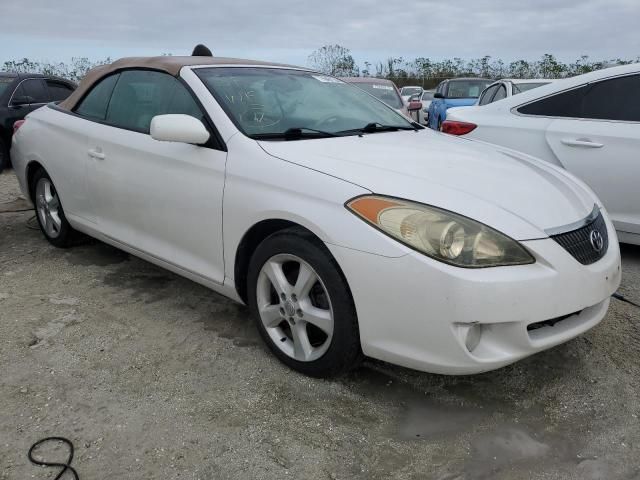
59,55,303,111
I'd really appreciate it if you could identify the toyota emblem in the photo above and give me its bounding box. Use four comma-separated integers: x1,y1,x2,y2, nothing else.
590,230,604,252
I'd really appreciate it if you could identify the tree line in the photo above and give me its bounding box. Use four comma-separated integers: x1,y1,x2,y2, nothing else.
1,57,112,83
308,45,640,88
3,45,639,88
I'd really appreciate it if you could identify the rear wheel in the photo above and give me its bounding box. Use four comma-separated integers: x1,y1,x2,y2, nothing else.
247,228,362,377
31,168,77,248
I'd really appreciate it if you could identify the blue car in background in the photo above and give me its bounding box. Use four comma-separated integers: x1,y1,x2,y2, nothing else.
427,77,491,130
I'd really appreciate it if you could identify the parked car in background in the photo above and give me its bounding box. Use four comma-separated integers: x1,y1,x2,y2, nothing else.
477,79,554,106
427,78,491,130
400,85,423,102
12,54,621,377
415,89,435,124
444,64,640,245
341,77,409,117
0,73,76,170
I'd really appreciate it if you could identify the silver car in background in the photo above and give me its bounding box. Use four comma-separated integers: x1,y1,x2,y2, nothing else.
477,79,554,105
341,77,410,117
400,85,423,102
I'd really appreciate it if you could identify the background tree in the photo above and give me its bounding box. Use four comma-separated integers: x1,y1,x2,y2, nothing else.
2,57,111,83
307,44,358,76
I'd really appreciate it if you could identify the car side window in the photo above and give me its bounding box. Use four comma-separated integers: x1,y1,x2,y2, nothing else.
105,70,205,134
21,79,49,104
581,74,640,122
9,84,26,104
46,80,75,102
479,85,498,105
517,85,588,118
75,74,120,121
492,84,507,102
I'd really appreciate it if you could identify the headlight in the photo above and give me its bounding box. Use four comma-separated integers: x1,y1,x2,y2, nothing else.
346,195,534,268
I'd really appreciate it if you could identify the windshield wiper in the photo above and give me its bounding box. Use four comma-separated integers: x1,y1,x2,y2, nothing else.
251,127,340,141
338,122,418,135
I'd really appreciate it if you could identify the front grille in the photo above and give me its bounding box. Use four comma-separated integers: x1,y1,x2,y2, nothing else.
551,210,608,265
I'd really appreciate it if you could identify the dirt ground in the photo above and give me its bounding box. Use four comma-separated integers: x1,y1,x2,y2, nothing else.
1,170,639,480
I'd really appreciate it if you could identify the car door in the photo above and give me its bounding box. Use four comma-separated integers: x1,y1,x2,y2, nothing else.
545,73,640,236
84,69,226,283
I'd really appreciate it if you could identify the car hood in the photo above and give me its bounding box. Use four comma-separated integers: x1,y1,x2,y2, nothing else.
258,130,597,240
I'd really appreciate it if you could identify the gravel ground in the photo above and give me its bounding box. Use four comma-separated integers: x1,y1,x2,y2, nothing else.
1,170,639,480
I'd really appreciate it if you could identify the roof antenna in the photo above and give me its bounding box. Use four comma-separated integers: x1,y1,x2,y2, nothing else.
191,44,213,57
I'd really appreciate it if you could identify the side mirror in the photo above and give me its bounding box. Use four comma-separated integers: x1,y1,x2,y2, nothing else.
433,92,444,99
407,100,423,111
11,95,34,106
150,114,210,145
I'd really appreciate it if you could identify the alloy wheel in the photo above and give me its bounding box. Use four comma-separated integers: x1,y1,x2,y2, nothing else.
35,178,62,238
256,254,334,362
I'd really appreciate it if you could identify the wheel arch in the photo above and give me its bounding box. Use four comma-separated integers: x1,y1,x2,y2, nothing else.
26,160,46,202
233,218,340,304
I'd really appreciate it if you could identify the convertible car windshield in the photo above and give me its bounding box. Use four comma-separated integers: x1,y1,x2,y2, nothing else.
196,67,413,138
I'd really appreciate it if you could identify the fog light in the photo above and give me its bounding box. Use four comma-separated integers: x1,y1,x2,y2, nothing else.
460,324,482,353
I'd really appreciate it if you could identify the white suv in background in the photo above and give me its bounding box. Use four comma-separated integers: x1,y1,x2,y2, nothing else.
445,64,640,245
476,79,554,106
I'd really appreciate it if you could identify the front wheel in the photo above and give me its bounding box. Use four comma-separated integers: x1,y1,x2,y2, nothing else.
247,228,362,377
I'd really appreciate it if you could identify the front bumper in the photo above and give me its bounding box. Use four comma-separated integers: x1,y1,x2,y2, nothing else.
327,217,621,375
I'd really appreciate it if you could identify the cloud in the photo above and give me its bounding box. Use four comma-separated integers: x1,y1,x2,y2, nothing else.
0,0,638,65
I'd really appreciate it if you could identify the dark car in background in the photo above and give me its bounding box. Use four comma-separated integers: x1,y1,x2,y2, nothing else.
0,73,76,171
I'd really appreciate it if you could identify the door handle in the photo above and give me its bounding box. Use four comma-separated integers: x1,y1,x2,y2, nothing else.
88,148,105,160
560,138,604,148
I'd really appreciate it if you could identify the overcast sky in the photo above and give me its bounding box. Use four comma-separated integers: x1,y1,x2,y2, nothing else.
1,0,638,67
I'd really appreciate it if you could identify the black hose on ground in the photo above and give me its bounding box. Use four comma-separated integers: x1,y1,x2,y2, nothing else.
28,437,79,480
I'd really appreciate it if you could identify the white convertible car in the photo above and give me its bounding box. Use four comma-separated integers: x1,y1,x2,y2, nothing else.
11,54,621,377
444,64,640,245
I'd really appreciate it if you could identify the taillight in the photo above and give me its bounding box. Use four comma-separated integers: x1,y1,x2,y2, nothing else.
13,120,26,135
441,120,477,136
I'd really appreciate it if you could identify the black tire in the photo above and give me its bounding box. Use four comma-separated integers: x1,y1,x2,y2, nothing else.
0,137,9,172
30,168,77,248
247,227,362,377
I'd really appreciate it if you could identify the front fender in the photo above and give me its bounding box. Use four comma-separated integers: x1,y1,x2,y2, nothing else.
222,137,412,281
